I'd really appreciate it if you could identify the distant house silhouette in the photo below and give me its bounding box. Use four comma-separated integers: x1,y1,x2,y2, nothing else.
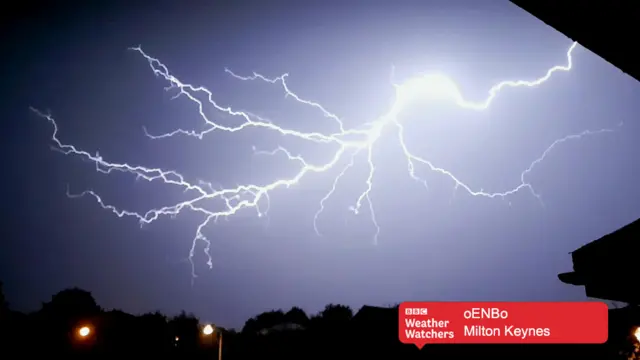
559,217,640,304
259,322,305,335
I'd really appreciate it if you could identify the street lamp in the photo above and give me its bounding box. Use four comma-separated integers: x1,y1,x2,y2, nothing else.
203,324,214,335
634,327,640,342
202,324,222,360
78,326,91,338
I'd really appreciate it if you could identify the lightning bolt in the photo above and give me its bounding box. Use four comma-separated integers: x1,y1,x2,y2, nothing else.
33,41,619,278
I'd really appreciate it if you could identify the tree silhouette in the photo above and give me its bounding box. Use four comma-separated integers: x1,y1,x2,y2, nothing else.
33,287,101,354
137,311,170,352
242,309,286,334
0,280,10,344
0,281,30,356
168,311,199,352
317,303,353,325
41,287,101,320
0,281,8,315
0,279,622,360
284,306,309,327
98,309,138,355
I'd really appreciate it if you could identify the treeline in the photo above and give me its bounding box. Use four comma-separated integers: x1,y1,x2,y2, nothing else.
0,282,638,359
0,284,372,359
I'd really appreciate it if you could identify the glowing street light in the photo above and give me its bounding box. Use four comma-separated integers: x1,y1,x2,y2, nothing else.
202,324,222,360
203,324,214,335
633,327,640,342
78,326,91,337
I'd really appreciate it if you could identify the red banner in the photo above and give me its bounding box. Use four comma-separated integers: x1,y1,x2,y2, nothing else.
398,301,608,348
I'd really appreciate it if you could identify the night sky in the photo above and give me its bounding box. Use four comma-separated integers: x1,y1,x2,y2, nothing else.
2,0,639,329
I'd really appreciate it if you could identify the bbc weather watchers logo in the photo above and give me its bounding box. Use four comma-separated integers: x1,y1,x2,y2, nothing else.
405,307,429,316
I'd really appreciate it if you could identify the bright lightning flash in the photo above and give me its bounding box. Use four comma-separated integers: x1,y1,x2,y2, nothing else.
33,41,618,278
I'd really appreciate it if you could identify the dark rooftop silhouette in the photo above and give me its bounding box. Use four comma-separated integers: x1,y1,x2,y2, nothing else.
559,217,640,304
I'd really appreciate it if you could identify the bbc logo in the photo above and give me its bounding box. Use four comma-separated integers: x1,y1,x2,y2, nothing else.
405,307,428,316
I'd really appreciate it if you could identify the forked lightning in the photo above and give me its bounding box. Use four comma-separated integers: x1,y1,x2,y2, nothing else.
32,41,618,277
